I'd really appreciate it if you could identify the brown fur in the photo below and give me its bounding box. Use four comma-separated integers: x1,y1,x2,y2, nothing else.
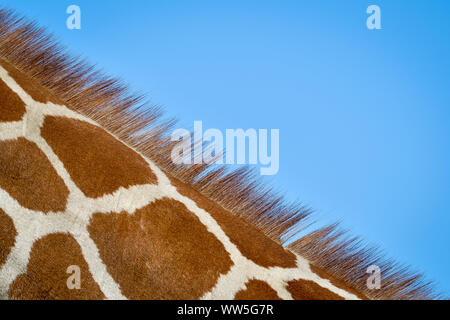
310,264,368,300
41,116,157,198
0,78,26,122
235,280,282,300
0,59,63,104
287,225,438,299
88,198,233,300
0,209,16,268
0,7,441,299
170,175,297,268
9,233,105,300
0,138,69,213
287,279,345,300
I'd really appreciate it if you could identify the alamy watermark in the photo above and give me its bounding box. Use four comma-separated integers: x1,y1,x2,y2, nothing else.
366,265,382,290
366,5,381,30
65,5,381,32
171,121,279,176
64,3,382,175
66,5,81,30
66,265,81,290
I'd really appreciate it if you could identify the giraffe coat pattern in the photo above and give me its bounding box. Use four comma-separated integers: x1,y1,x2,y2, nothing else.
0,8,440,300
0,59,361,300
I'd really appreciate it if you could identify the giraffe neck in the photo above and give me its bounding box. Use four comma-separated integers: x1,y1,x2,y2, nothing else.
0,59,365,300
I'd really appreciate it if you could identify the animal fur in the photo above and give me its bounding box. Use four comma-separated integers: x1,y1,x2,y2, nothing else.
0,7,440,300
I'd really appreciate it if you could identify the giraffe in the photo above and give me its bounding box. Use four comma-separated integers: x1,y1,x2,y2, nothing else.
0,9,438,300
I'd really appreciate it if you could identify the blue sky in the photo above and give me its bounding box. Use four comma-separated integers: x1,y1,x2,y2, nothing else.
3,0,449,295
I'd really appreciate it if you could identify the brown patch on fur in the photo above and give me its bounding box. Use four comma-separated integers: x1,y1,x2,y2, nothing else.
169,176,297,269
310,264,368,300
287,279,345,300
0,59,63,104
41,116,157,199
8,233,105,300
0,78,26,122
0,138,69,213
234,280,282,300
0,209,16,268
88,198,233,300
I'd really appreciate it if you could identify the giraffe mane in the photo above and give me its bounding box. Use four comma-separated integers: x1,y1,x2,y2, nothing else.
0,7,442,300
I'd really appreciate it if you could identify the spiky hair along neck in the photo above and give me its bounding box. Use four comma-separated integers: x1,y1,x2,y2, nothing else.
0,7,441,300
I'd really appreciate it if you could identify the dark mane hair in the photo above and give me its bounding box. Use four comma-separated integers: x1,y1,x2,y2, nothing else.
0,7,441,300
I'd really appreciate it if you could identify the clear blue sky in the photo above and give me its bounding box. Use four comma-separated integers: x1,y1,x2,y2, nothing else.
4,0,449,295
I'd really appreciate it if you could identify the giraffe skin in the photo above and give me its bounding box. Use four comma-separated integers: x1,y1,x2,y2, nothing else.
0,60,365,300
